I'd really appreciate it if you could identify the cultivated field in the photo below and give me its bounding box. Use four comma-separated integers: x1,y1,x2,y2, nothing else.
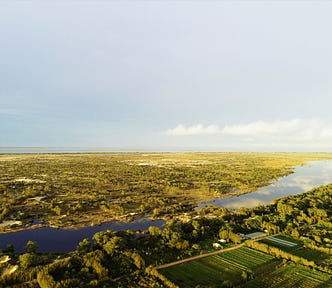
160,246,274,287
261,235,331,267
265,236,298,247
245,262,332,288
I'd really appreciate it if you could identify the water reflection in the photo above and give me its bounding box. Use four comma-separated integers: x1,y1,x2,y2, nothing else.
2,160,332,252
0,219,165,253
201,160,332,210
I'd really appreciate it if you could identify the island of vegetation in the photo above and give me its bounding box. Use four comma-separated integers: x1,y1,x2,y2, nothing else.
0,152,332,287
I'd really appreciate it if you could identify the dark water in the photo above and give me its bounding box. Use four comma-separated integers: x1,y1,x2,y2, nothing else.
0,219,165,253
199,160,332,210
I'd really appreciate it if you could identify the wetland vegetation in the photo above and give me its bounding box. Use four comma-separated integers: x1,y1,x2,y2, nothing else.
1,153,332,231
0,152,332,287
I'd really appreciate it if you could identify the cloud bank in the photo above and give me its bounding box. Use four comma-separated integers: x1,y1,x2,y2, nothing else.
164,119,332,143
0,108,21,116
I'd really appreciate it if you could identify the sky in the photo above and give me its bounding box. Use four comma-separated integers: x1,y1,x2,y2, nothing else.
1,1,332,151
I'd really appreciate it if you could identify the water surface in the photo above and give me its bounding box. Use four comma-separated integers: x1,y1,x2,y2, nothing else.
0,219,164,253
200,160,332,209
1,160,332,252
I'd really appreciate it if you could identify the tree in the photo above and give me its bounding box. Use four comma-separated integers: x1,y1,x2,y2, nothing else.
130,252,145,269
5,244,14,254
229,232,242,244
19,253,38,269
291,229,300,238
192,244,201,250
241,271,248,282
148,226,162,237
219,229,230,241
221,280,233,287
78,238,92,254
93,230,114,247
103,236,125,255
25,240,38,254
37,269,56,288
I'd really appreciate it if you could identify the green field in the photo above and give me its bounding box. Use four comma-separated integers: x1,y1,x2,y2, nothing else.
261,235,331,266
160,247,274,287
245,262,332,288
260,235,301,251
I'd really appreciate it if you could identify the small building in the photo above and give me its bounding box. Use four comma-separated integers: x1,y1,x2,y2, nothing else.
212,243,222,248
218,239,227,244
244,232,267,240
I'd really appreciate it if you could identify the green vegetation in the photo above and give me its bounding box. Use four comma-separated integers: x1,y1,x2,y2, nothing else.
161,247,274,287
261,236,331,268
1,152,331,231
1,153,332,287
245,263,332,288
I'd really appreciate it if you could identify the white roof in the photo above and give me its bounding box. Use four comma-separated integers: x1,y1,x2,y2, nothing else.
245,232,267,239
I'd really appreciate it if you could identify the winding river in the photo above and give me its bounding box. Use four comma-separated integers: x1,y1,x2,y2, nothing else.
200,160,332,209
1,160,332,252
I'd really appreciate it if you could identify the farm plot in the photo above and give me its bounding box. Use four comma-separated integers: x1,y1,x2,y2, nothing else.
260,235,300,251
266,236,298,247
245,262,332,288
291,247,331,266
160,247,274,288
261,236,331,267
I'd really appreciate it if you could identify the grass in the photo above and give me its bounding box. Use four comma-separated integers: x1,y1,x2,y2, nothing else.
160,247,274,287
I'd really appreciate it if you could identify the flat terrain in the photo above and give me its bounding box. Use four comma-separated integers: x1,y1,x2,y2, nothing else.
261,235,332,268
160,246,275,287
1,152,332,231
245,262,332,288
160,242,332,288
0,168,331,287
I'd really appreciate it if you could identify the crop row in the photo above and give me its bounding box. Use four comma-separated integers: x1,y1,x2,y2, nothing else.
246,263,332,288
161,260,237,287
212,254,251,271
161,246,275,287
266,236,297,247
219,247,273,267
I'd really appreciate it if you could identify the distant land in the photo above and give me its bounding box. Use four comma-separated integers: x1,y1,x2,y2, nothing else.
0,147,191,154
2,147,332,154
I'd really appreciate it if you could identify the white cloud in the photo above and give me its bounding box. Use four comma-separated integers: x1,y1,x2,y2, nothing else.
164,119,332,143
0,108,22,116
164,124,221,136
221,119,322,141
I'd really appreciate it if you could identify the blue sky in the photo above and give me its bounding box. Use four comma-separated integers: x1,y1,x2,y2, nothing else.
1,1,332,151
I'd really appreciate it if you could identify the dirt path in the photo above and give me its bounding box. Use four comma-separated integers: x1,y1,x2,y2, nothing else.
155,234,274,270
155,243,245,269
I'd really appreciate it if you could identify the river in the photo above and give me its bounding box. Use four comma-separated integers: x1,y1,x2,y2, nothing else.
199,160,332,209
1,160,332,252
0,219,165,253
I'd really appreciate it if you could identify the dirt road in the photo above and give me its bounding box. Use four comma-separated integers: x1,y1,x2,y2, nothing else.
155,234,274,270
155,243,245,269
